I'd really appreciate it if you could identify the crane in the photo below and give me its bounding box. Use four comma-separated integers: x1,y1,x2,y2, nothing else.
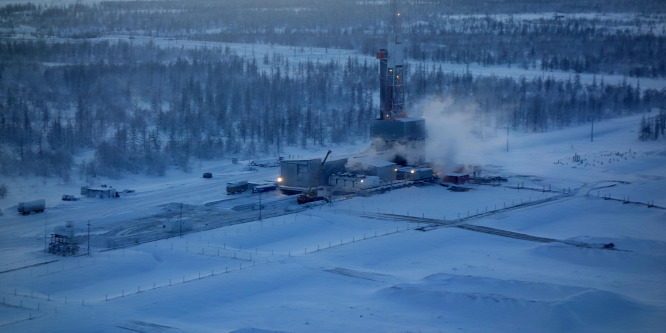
297,150,332,204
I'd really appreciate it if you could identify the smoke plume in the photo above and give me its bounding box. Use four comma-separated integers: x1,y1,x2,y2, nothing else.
416,96,500,173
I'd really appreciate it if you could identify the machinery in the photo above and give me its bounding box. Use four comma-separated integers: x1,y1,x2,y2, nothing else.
48,234,79,256
297,150,332,204
370,0,427,166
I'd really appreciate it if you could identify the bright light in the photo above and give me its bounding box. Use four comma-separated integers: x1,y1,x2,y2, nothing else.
411,170,415,174
394,168,398,172
397,12,401,17
360,179,364,183
277,177,283,183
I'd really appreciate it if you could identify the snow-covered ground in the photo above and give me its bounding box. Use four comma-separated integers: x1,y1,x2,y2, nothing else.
1,114,664,332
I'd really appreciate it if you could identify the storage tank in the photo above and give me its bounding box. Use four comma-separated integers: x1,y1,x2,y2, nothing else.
17,199,45,215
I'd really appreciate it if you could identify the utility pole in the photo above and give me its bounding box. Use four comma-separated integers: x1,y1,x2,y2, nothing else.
44,211,48,254
87,220,91,256
259,191,262,221
506,125,510,152
179,203,183,238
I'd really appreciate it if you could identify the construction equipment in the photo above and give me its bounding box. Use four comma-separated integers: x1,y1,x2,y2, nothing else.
297,150,332,204
48,234,79,256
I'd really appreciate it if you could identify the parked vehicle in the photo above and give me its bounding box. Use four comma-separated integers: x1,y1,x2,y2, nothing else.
226,181,249,195
18,199,45,215
252,184,277,193
62,194,79,201
203,172,212,178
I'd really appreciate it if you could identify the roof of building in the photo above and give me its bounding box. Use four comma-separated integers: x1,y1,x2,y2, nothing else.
446,173,469,177
396,117,425,123
352,156,396,168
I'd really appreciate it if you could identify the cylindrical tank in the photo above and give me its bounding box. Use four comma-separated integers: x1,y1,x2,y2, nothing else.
17,199,45,215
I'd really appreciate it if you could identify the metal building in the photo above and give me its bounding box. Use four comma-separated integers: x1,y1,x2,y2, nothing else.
278,157,347,193
443,173,470,185
80,185,117,199
329,174,381,192
396,167,434,181
346,156,397,182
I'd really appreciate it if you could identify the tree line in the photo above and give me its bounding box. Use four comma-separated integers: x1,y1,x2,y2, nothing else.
639,110,666,141
0,40,376,179
1,0,665,180
409,63,666,132
1,1,664,77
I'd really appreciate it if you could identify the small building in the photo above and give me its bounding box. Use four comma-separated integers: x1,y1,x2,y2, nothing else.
329,173,381,192
278,157,347,191
80,185,117,199
444,173,470,185
346,156,397,182
396,167,433,181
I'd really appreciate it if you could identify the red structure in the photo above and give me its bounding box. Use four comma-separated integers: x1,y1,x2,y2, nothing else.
444,173,470,185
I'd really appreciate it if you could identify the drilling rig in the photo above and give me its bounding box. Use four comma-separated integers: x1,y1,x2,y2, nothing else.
376,0,405,121
371,0,427,166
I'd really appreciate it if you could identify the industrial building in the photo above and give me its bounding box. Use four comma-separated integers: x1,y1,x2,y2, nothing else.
443,173,470,185
370,118,426,165
80,185,117,199
396,167,434,181
329,174,381,192
345,156,397,183
278,156,347,193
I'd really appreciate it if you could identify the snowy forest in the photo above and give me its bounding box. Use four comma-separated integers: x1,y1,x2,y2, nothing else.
1,0,665,180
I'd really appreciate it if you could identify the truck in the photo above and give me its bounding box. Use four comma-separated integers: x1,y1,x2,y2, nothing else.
226,181,249,195
252,183,277,193
17,199,45,215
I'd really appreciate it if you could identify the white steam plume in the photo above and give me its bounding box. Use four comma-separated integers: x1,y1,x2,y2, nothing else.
417,96,500,173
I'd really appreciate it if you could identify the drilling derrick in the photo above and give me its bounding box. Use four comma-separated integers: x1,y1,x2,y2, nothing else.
377,0,405,120
370,0,427,166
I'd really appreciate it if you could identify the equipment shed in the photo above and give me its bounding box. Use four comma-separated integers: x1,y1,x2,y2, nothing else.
444,173,470,185
279,157,347,189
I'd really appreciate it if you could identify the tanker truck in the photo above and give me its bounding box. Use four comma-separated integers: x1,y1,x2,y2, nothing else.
17,199,45,215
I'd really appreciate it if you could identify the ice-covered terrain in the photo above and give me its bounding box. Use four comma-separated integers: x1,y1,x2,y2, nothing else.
0,114,664,332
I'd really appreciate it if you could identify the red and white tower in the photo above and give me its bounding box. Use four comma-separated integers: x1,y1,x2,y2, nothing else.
370,0,427,166
376,0,406,120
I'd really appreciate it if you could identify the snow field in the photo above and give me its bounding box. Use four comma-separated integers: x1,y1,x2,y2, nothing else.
1,114,665,332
